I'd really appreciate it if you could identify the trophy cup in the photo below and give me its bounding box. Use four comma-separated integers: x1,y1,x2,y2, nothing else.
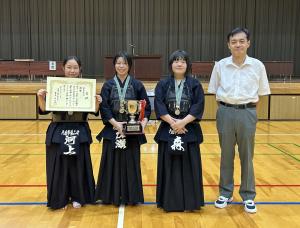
124,99,146,135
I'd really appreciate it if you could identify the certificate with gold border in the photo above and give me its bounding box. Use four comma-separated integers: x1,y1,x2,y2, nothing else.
46,77,96,112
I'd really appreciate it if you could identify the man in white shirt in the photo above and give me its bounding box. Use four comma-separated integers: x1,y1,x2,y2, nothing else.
208,28,270,213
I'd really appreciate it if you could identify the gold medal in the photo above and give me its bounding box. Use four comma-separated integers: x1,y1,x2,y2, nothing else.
175,107,180,115
114,75,131,115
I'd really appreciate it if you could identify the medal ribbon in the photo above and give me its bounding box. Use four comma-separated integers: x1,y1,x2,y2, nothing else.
175,78,186,110
114,75,131,104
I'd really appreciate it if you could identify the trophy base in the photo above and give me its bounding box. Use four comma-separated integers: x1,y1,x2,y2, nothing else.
124,123,143,135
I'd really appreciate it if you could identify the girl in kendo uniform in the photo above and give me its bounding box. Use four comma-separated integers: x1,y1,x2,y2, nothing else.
95,51,151,206
37,56,101,209
154,50,205,212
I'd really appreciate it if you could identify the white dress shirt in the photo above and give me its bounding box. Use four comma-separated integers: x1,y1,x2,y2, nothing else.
208,55,271,104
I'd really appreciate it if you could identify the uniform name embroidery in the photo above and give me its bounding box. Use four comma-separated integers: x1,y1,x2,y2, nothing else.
169,129,185,151
171,136,185,152
115,132,126,149
61,130,80,155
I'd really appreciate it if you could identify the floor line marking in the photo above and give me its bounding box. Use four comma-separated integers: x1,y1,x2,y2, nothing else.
0,202,46,205
1,201,300,206
0,153,296,156
1,184,300,188
143,184,300,187
117,205,125,228
268,143,300,163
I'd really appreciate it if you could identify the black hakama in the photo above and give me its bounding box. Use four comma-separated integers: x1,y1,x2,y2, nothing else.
95,138,144,205
154,75,205,212
41,111,96,210
95,76,151,206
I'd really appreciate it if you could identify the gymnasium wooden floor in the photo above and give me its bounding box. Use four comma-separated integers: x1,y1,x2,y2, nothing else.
0,120,299,228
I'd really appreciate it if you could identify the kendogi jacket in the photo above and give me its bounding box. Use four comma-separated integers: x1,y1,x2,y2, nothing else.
96,75,151,145
154,75,205,147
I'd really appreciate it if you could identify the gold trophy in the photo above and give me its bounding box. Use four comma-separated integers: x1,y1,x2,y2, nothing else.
124,99,146,135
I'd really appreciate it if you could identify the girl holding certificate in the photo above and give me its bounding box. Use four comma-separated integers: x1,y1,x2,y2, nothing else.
154,50,205,212
37,56,102,210
95,51,151,206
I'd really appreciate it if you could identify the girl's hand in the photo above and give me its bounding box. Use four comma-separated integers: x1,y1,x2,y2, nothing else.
171,119,188,134
37,89,47,99
95,95,102,104
113,121,126,136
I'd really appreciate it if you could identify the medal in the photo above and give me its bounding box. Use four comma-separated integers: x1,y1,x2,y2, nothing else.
119,100,125,113
175,78,185,116
114,75,131,114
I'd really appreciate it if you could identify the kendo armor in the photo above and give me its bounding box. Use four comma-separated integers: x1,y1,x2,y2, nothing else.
165,81,191,118
110,80,137,122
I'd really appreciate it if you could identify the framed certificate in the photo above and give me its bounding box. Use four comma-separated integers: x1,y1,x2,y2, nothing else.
46,77,96,112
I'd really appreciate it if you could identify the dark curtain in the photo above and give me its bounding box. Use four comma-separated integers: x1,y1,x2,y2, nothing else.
0,0,127,76
0,0,299,76
130,0,299,75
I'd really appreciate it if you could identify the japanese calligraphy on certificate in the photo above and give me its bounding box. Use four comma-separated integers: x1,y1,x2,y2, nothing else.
46,77,96,112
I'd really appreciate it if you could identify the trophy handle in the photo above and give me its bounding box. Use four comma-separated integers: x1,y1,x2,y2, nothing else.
138,99,146,121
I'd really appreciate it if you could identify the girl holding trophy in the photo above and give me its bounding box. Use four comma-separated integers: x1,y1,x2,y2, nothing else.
95,51,151,206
